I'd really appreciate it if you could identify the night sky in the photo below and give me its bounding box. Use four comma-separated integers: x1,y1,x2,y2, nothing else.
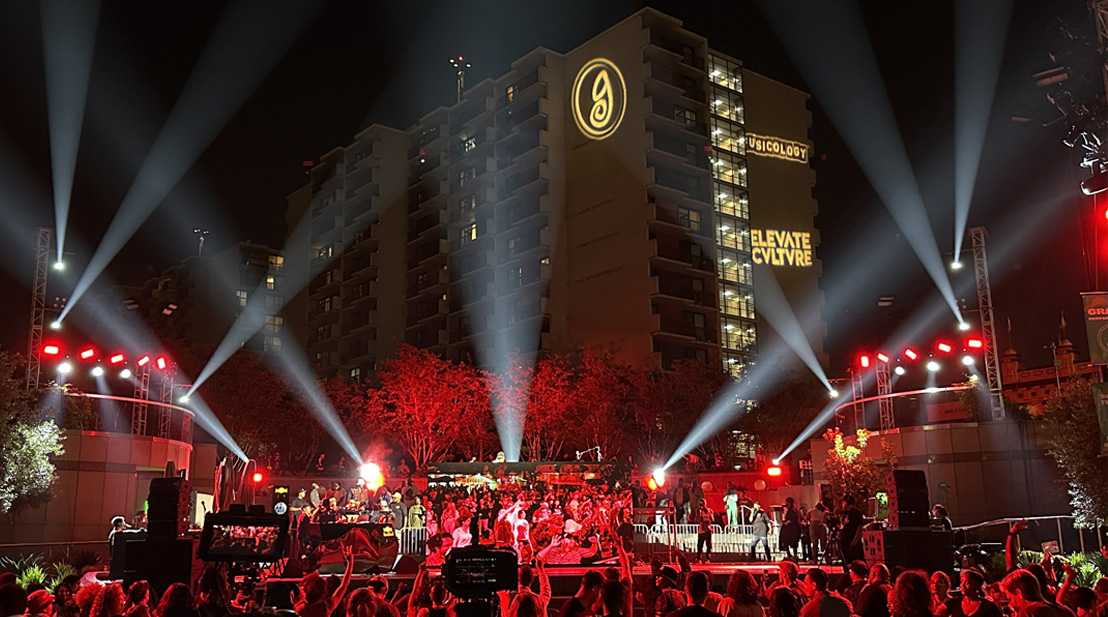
0,0,1096,372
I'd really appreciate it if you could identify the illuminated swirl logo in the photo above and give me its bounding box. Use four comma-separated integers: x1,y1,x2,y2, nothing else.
572,58,626,140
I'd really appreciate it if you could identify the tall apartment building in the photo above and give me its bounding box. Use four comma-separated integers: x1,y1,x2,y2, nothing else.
291,8,822,379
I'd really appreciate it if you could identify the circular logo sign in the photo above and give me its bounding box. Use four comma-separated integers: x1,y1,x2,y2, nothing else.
572,58,626,141
273,501,288,516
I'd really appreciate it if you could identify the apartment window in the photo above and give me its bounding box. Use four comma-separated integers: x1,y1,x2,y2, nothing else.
322,269,336,285
460,195,477,222
417,271,430,289
688,312,707,341
268,255,285,270
265,274,276,290
718,220,749,251
236,290,248,307
711,151,747,187
673,106,697,129
709,116,745,155
264,335,282,352
710,86,744,123
266,294,283,308
708,54,743,92
264,315,284,334
678,207,702,233
320,296,334,312
349,367,361,382
461,222,478,245
722,316,742,349
505,84,516,103
540,256,550,265
459,167,477,187
720,286,741,316
315,244,334,259
316,324,330,341
461,135,477,153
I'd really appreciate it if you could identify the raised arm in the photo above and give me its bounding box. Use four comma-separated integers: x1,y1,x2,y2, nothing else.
1056,561,1075,606
537,559,552,608
408,566,428,617
328,545,355,614
1006,520,1027,573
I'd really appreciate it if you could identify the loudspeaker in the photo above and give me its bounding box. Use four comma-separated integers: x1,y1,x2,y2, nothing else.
863,529,953,572
121,538,195,592
148,477,192,540
886,469,929,529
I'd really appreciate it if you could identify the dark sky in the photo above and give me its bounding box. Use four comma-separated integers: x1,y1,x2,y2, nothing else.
0,0,1097,371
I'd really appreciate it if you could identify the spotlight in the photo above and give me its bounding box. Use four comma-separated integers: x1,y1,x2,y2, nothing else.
858,354,871,369
358,462,384,490
136,355,150,367
936,342,953,354
251,472,264,484
926,360,941,372
178,395,191,404
876,352,890,364
894,365,906,376
49,321,62,331
957,321,971,332
42,344,61,356
155,356,168,370
966,337,984,349
90,366,104,377
52,261,65,272
766,465,784,477
828,388,840,399
903,347,919,361
119,368,133,379
56,361,73,375
109,353,125,365
969,374,980,383
78,347,96,361
950,260,963,271
961,355,976,367
651,467,667,488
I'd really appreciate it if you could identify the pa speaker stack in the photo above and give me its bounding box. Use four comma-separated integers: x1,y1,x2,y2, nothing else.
863,528,954,572
885,469,930,529
147,477,192,541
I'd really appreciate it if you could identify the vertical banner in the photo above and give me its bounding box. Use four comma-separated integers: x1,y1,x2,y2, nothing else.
1081,292,1108,364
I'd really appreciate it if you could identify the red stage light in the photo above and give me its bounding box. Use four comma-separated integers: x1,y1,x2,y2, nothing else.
903,348,919,361
42,344,61,356
859,354,871,369
251,472,264,483
155,356,168,370
936,342,953,354
876,352,890,364
766,465,783,477
966,338,984,349
109,353,125,365
136,355,150,367
79,347,96,361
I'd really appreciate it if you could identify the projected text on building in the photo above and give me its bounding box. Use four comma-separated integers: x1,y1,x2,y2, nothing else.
572,58,627,141
747,133,810,164
751,229,814,267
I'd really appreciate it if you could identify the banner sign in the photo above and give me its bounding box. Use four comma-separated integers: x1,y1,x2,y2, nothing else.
1081,292,1108,364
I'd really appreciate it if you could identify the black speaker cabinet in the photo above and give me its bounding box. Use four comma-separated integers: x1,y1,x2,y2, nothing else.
120,538,196,592
863,528,954,572
886,469,929,529
148,477,192,540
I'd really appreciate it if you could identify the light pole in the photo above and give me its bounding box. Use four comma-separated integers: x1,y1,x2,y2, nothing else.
192,228,211,257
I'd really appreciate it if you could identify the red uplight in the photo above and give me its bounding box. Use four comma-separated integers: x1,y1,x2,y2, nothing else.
136,355,150,367
903,348,919,361
966,338,984,349
109,353,125,365
155,356,168,370
79,347,96,361
858,354,871,369
876,352,890,364
251,472,264,483
936,342,953,354
42,344,61,356
766,465,783,477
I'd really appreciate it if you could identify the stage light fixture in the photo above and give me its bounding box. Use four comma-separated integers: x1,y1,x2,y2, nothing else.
90,366,104,377
251,472,264,484
950,261,963,271
894,365,907,376
49,321,62,331
966,337,984,349
876,352,890,364
766,465,784,477
651,468,667,488
957,321,971,332
52,261,66,272
119,368,133,379
962,355,976,367
358,462,384,490
109,353,125,365
858,354,871,369
926,360,941,372
936,342,953,354
56,361,73,375
903,348,918,361
828,388,840,399
79,347,96,360
178,395,190,404
42,344,61,356
137,355,150,367
155,356,168,370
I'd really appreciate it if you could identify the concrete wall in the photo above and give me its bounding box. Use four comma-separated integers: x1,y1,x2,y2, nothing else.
2,430,193,543
809,419,1070,526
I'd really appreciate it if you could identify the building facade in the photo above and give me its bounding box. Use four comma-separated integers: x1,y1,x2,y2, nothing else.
290,8,823,379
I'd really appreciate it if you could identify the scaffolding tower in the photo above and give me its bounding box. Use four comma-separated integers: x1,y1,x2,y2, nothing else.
157,364,177,438
132,364,151,434
876,361,894,431
970,227,1005,418
850,368,865,430
26,228,51,389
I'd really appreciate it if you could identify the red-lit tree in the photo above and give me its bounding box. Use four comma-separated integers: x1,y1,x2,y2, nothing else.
365,345,491,470
571,349,638,461
499,354,577,461
631,359,731,466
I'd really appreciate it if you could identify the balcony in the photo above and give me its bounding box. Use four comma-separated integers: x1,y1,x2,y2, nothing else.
650,275,714,309
649,238,716,274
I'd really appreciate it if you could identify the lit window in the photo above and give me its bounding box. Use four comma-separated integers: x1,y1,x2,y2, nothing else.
505,84,516,103
349,367,361,381
236,290,248,307
678,207,702,232
540,256,550,265
315,245,333,259
461,222,478,244
461,135,477,153
265,275,276,290
268,255,285,270
265,315,284,334
264,335,282,352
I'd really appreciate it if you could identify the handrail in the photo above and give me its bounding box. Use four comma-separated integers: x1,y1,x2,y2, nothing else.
65,392,195,418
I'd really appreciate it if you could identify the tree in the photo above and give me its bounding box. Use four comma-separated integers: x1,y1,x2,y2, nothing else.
737,373,828,457
1035,380,1108,526
504,354,576,461
821,427,888,506
0,352,64,514
630,358,732,466
571,350,638,462
365,345,490,470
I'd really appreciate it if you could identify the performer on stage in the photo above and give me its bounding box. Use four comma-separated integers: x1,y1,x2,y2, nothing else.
724,488,740,527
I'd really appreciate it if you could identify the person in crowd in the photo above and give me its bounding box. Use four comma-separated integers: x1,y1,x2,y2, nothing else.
750,503,772,562
809,503,828,563
856,564,892,617
654,566,687,617
696,503,714,562
799,506,812,562
931,572,952,615
1002,570,1076,617
122,582,151,617
408,565,451,617
24,590,53,617
294,545,354,617
156,584,196,617
2,584,27,617
841,561,869,606
799,568,851,617
561,570,604,617
345,589,377,617
717,571,764,617
53,576,80,617
668,571,722,617
838,497,865,566
1056,562,1098,617
74,585,100,617
768,588,801,617
767,562,805,603
309,483,324,508
510,560,551,617
942,569,1001,617
891,571,934,617
108,517,129,549
291,489,310,511
600,579,628,617
195,567,231,617
89,583,124,617
780,498,801,560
